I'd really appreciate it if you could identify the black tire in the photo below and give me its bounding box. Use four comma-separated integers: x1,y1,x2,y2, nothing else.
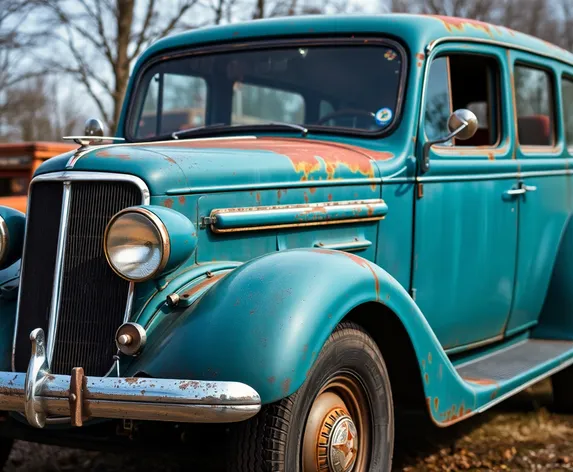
551,365,573,413
0,438,12,471
228,321,394,472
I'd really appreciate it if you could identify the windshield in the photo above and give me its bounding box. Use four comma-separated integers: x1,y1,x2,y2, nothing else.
128,39,405,140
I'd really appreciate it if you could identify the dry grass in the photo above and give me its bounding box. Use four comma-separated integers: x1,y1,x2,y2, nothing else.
4,380,573,471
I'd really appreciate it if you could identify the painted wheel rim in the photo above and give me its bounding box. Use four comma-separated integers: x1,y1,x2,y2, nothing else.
302,374,371,472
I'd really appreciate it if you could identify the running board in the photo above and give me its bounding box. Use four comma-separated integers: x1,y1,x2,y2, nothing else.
427,339,573,427
457,339,573,383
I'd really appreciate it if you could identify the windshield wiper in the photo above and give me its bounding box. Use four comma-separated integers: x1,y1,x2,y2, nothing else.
170,121,309,140
171,123,226,139
264,122,308,137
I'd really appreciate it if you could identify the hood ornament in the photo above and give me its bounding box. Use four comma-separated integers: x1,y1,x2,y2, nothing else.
63,118,125,149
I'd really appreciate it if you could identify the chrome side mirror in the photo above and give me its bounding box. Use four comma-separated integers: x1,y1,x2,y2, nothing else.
420,109,478,173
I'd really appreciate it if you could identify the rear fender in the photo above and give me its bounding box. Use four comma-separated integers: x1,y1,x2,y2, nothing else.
126,249,476,423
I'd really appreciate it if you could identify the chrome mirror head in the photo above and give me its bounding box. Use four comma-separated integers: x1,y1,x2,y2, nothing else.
420,108,479,174
447,109,478,141
84,118,104,137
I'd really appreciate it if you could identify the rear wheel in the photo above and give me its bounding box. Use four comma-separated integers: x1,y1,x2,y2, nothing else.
551,365,573,413
228,321,394,471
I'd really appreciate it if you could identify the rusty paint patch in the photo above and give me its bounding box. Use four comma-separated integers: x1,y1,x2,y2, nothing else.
180,273,227,300
178,195,186,205
424,373,429,385
487,152,495,161
303,192,309,204
416,53,424,61
434,397,439,411
124,377,139,384
255,192,261,205
431,15,502,37
428,352,433,364
163,198,174,208
327,194,333,201
164,156,177,164
95,149,131,160
463,377,499,386
309,187,317,195
281,378,291,395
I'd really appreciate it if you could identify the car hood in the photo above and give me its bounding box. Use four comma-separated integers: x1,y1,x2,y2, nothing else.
35,137,395,195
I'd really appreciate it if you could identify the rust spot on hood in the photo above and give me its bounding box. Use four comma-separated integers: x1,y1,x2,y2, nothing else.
178,195,186,204
95,149,131,160
142,137,393,183
163,198,174,208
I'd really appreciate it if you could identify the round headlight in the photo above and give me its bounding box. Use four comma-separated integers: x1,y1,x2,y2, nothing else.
104,208,170,282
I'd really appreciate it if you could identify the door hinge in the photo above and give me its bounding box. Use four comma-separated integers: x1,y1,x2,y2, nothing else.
410,288,417,301
199,215,216,229
417,183,424,199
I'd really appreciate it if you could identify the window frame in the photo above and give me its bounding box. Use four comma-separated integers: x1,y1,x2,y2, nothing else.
561,73,573,153
124,36,409,143
513,61,557,149
423,52,503,149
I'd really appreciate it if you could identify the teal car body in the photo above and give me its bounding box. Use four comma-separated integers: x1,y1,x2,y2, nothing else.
1,13,573,462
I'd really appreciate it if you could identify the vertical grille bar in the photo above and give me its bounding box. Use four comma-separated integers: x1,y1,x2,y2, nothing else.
51,181,141,376
13,182,63,372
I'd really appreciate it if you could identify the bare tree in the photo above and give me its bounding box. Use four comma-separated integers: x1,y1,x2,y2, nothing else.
37,0,204,133
0,0,47,113
0,77,82,142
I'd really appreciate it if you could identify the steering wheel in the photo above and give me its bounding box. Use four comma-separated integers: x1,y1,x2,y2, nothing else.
316,109,375,126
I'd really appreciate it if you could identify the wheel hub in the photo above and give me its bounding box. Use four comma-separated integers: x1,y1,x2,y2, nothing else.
327,412,359,472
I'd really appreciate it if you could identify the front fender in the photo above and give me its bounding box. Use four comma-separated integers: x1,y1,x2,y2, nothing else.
128,249,475,413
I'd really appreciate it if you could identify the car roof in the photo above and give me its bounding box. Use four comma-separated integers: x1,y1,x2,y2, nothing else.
136,14,573,68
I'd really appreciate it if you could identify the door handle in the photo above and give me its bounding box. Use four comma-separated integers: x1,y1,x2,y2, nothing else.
504,188,526,197
522,184,537,192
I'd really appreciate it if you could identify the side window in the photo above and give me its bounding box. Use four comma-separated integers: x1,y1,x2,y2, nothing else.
449,55,500,146
514,65,554,146
424,57,451,141
424,54,500,147
562,76,573,150
232,82,305,125
135,72,207,138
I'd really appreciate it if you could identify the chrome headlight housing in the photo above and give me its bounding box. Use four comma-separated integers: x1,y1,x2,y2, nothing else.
104,208,170,282
104,205,197,282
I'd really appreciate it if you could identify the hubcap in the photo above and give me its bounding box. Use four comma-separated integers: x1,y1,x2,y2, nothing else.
328,413,359,472
302,375,370,472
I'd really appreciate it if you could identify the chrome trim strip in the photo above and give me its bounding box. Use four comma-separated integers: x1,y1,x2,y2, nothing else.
209,199,387,233
12,171,151,374
426,36,573,68
46,181,71,364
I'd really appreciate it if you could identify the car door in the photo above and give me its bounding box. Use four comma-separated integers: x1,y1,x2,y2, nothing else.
412,44,520,351
504,54,571,336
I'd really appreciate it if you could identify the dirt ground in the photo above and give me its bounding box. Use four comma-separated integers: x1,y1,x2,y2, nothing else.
4,380,573,471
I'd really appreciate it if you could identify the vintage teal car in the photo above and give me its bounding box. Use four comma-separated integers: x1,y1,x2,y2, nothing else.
0,12,572,472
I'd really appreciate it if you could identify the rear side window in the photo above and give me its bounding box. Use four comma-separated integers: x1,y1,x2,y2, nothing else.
562,77,573,149
514,66,555,146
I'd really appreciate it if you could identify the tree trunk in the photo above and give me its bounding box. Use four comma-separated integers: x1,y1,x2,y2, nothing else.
113,0,135,134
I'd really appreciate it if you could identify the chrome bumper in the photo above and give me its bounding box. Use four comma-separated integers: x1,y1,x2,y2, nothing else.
1,328,261,428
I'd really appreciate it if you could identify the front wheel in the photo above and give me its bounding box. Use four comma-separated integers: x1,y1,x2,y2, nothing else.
228,321,394,472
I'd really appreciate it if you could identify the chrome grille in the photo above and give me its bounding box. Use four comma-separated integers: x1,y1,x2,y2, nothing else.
14,175,144,376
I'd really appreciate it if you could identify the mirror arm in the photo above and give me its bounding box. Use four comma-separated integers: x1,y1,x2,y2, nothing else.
420,122,468,174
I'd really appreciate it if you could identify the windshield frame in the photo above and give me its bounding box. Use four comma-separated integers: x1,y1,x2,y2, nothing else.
124,36,409,142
